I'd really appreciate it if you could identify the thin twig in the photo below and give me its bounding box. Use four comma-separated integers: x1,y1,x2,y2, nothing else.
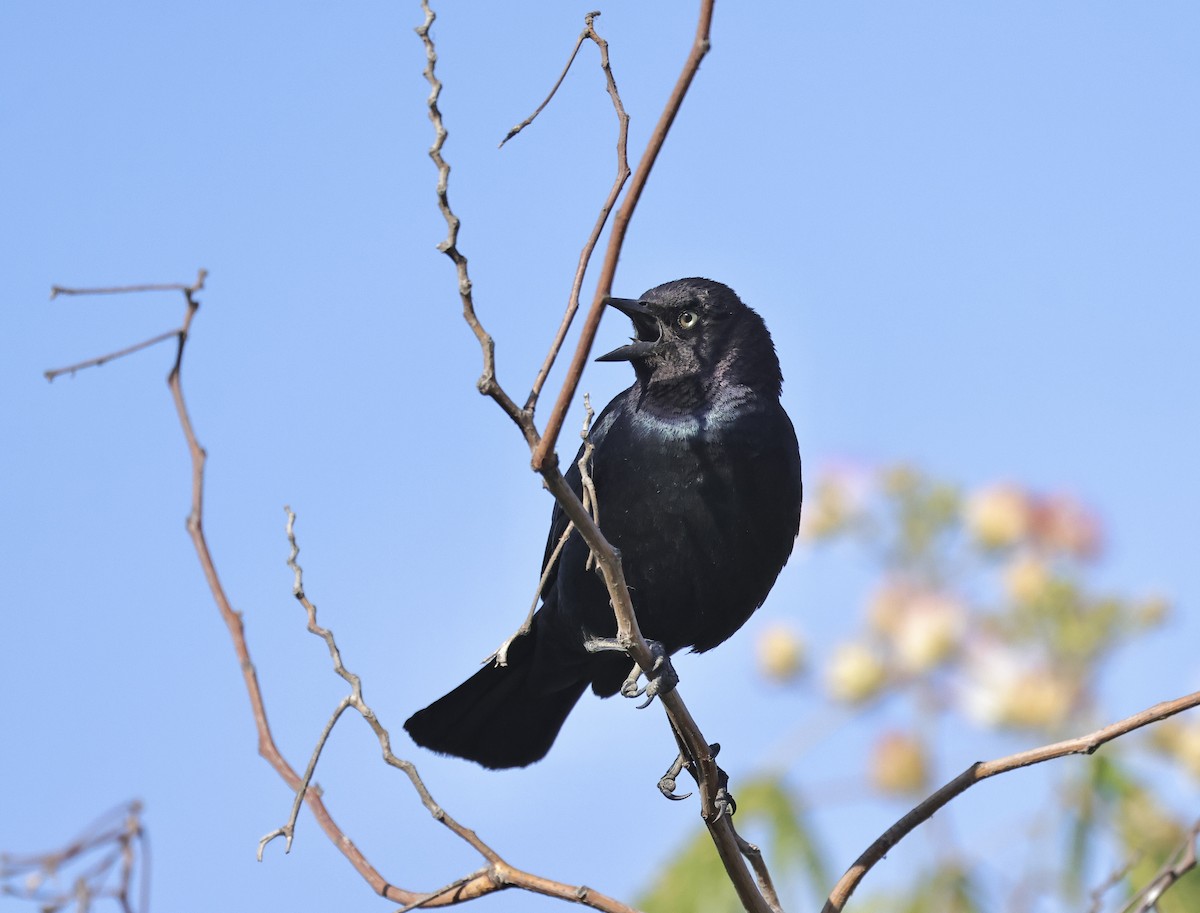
822,690,1200,912
47,273,640,912
733,831,784,913
281,508,640,912
257,694,354,859
1119,818,1200,913
1088,856,1138,913
416,0,534,446
50,280,199,299
0,800,147,913
577,394,599,570
523,13,631,414
531,0,715,471
498,13,598,148
45,329,182,382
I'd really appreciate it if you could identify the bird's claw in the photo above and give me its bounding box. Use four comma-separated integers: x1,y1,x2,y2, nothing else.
712,786,737,822
657,777,692,801
619,676,646,700
658,751,693,801
621,640,679,709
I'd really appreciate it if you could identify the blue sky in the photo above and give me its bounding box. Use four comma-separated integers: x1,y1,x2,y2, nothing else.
3,3,1199,911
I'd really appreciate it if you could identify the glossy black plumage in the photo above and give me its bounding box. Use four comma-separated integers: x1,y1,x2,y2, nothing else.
404,278,802,768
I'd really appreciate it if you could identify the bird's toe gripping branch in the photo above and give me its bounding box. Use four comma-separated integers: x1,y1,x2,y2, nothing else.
584,636,679,709
657,742,737,820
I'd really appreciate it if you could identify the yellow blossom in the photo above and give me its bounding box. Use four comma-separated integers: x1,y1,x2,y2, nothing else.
825,641,887,703
1004,553,1051,604
870,731,929,795
965,483,1031,549
756,623,806,682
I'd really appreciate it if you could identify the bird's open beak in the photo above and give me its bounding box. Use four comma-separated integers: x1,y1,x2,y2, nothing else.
596,296,662,362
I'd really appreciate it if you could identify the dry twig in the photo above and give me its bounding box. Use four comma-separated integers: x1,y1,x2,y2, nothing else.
0,800,148,913
1118,818,1200,913
822,690,1200,912
47,273,639,912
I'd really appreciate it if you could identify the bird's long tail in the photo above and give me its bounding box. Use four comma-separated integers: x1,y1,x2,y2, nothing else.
403,628,588,769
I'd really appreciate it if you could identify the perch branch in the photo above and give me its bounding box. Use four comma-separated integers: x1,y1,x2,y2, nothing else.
419,2,773,910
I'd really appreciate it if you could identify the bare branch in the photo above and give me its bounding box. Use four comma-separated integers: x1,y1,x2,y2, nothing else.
499,12,599,148
1088,856,1138,913
523,14,631,414
50,279,203,299
44,269,208,382
0,800,147,913
281,509,641,913
1119,817,1200,913
733,831,785,913
47,275,641,912
531,0,715,471
822,689,1200,912
45,328,182,382
415,0,535,446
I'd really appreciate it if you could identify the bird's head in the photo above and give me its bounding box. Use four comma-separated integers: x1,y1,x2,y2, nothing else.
597,277,783,402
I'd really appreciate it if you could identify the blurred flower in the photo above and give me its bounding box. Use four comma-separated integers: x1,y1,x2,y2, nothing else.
867,580,965,673
880,463,920,496
1004,667,1076,729
869,730,929,795
1032,494,1102,559
959,641,1076,730
964,483,1032,549
1150,719,1200,779
825,641,887,703
867,578,915,636
891,591,966,673
757,623,807,682
798,464,872,541
1003,552,1051,604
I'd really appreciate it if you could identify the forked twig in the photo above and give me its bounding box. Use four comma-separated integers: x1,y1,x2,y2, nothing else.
530,0,715,470
0,800,148,913
274,508,638,912
517,13,631,414
47,275,639,912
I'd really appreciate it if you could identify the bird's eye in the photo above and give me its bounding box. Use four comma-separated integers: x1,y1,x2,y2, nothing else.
678,310,699,329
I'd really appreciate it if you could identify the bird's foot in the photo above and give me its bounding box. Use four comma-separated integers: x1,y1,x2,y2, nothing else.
621,641,678,708
583,636,679,709
657,751,692,801
656,743,736,820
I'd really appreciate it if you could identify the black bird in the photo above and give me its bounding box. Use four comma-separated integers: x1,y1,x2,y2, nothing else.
405,278,802,768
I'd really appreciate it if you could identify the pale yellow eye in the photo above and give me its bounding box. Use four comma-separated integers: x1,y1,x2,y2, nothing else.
678,310,699,329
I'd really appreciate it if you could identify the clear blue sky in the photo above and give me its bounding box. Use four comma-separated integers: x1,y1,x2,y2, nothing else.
2,3,1198,911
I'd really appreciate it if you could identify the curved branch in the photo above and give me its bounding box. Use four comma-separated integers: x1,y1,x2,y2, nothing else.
822,689,1200,912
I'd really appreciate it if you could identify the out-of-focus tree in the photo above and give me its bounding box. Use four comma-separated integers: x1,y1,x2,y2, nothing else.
642,464,1198,912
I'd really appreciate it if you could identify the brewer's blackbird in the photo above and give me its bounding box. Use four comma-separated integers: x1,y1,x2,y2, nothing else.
404,277,802,768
